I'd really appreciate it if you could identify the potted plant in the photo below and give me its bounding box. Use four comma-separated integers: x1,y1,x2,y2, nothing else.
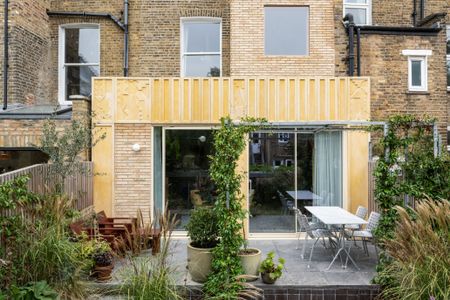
185,206,219,283
93,250,114,281
238,227,261,281
258,251,285,284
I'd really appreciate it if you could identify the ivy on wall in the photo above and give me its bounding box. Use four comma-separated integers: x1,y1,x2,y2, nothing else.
204,116,266,299
373,115,449,242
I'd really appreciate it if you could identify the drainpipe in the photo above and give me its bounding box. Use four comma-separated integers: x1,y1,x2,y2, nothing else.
123,0,129,77
3,0,9,110
412,0,417,26
356,27,361,76
343,14,355,76
420,0,425,20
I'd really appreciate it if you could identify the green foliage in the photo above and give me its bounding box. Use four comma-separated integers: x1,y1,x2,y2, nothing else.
121,210,182,300
203,116,266,299
9,281,58,300
121,257,181,300
258,251,285,281
185,207,219,248
372,114,450,292
19,224,89,297
373,114,450,241
377,200,450,300
0,175,39,209
34,117,105,192
0,179,90,297
79,235,112,270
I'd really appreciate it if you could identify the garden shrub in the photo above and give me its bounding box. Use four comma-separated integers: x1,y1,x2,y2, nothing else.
121,211,182,300
378,199,449,300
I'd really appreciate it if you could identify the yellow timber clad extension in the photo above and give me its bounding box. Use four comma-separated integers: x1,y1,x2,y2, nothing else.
92,77,370,235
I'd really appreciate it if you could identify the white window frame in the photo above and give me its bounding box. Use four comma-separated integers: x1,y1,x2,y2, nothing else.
446,25,450,91
58,24,100,105
180,17,222,77
343,0,372,25
402,50,432,92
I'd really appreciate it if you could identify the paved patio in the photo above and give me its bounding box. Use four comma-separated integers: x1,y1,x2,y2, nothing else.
88,237,379,299
168,238,378,286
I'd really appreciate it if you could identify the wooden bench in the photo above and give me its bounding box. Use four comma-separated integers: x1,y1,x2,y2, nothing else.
96,211,162,254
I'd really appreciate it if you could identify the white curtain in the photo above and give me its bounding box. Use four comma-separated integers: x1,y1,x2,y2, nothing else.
313,131,343,207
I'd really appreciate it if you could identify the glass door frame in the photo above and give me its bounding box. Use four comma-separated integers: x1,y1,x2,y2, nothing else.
247,128,344,239
247,129,302,239
162,126,216,237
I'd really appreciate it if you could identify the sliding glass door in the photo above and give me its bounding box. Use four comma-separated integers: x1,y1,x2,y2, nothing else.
164,129,214,230
249,130,342,234
249,132,297,233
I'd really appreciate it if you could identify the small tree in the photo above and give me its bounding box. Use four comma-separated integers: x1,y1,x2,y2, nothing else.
204,116,265,299
34,116,105,193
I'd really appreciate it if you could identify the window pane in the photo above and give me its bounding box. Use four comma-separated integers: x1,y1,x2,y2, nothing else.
249,132,296,233
344,0,368,3
447,27,450,55
165,130,214,230
183,22,220,53
344,8,367,24
65,28,100,64
265,7,309,55
411,60,422,87
66,65,99,97
183,55,220,77
447,60,450,87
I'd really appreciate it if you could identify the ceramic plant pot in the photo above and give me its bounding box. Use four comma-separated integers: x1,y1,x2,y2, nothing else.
261,272,276,284
238,248,262,281
187,242,214,283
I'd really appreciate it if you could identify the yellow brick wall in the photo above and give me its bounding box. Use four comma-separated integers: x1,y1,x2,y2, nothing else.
113,124,153,219
230,0,335,76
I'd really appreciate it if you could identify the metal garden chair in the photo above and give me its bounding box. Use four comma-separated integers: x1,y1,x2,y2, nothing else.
298,214,336,268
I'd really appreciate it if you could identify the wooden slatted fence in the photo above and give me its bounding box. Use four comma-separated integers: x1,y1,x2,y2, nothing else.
0,162,93,211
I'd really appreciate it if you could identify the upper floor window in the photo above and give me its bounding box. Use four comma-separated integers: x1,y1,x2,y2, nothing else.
264,6,309,55
181,18,221,77
402,50,432,92
343,0,371,25
446,26,449,90
58,24,100,105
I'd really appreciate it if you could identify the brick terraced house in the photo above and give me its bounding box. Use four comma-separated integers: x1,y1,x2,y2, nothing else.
0,0,448,236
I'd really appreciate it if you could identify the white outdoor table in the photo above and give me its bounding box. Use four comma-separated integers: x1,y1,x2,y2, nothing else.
286,190,321,201
305,206,367,270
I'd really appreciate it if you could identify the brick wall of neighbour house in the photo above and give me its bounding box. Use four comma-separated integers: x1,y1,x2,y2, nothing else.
361,34,448,137
0,99,89,149
334,0,449,143
0,0,51,105
48,0,124,103
230,0,335,76
0,119,70,148
114,124,153,219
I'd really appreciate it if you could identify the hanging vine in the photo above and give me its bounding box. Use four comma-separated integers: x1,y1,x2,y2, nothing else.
203,116,266,299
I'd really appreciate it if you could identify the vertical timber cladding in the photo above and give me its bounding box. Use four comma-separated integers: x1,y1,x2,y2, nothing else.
92,77,370,218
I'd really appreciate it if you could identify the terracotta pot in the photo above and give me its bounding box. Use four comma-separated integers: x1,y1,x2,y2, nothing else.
261,272,276,284
238,248,261,281
187,242,214,283
93,264,114,281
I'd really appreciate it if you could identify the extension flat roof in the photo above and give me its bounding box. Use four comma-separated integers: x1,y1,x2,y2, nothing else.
0,104,72,120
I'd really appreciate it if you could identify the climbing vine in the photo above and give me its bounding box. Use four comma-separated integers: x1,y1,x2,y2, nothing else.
373,114,449,242
203,116,266,299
